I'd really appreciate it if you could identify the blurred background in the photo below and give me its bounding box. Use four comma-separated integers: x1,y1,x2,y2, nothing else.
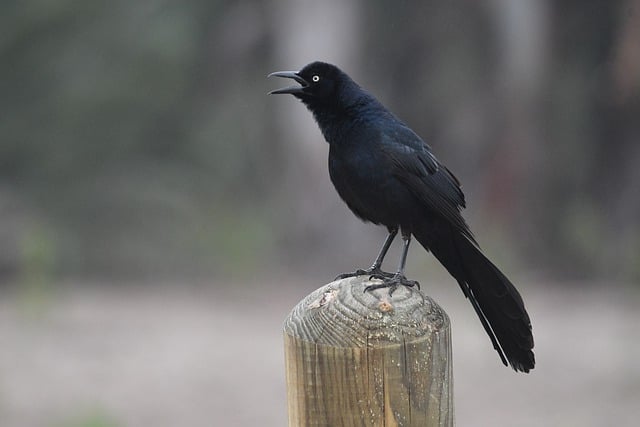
1,0,639,426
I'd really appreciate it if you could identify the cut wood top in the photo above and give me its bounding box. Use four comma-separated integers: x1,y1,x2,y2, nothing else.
284,276,450,347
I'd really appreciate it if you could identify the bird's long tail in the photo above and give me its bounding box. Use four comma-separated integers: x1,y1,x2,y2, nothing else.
413,221,535,372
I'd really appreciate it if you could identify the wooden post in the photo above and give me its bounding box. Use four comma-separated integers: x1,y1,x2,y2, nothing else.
284,276,454,427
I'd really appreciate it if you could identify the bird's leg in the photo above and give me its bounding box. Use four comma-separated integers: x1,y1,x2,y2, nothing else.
365,229,420,295
334,227,397,281
364,227,398,279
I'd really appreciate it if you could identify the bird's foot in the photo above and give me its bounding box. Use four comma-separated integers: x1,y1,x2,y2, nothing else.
334,267,394,282
364,274,420,296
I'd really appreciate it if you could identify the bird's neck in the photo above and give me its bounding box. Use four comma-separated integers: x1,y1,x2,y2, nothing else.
309,105,350,144
304,89,386,146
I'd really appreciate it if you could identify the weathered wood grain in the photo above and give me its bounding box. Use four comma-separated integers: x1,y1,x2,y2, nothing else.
284,276,453,426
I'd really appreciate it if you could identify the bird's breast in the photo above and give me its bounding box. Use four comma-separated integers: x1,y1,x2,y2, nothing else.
328,143,420,227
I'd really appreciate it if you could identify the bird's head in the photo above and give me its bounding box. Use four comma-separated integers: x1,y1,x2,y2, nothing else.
269,61,376,142
269,61,345,103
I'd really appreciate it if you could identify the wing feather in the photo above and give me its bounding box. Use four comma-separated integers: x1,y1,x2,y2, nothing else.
379,125,476,243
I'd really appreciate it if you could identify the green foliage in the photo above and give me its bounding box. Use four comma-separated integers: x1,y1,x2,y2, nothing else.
0,1,637,282
17,221,56,315
54,408,120,427
0,0,277,278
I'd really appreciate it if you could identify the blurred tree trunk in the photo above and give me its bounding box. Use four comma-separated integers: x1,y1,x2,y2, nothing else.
483,0,550,246
485,0,550,263
541,0,623,276
601,0,640,279
269,0,370,272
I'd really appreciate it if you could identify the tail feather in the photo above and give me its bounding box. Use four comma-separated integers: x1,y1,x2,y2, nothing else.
414,222,535,372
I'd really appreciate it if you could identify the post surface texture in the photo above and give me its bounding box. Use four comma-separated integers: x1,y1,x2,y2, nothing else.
284,277,454,426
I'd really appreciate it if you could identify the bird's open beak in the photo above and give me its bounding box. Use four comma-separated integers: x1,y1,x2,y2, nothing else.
268,71,308,95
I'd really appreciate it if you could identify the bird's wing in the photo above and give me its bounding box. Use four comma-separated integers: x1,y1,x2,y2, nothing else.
380,124,476,243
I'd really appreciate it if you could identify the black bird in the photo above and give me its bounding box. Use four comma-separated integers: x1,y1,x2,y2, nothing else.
269,61,534,373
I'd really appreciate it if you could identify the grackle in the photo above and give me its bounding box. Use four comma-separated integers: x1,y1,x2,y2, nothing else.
269,61,534,372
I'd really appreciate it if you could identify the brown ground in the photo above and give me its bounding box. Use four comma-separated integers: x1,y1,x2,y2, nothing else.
1,279,639,426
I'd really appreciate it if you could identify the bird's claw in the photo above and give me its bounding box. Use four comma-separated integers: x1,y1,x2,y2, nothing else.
334,267,394,281
364,274,420,296
368,271,394,281
334,269,368,280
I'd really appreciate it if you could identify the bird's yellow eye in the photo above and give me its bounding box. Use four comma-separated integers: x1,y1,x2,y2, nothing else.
312,75,320,82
